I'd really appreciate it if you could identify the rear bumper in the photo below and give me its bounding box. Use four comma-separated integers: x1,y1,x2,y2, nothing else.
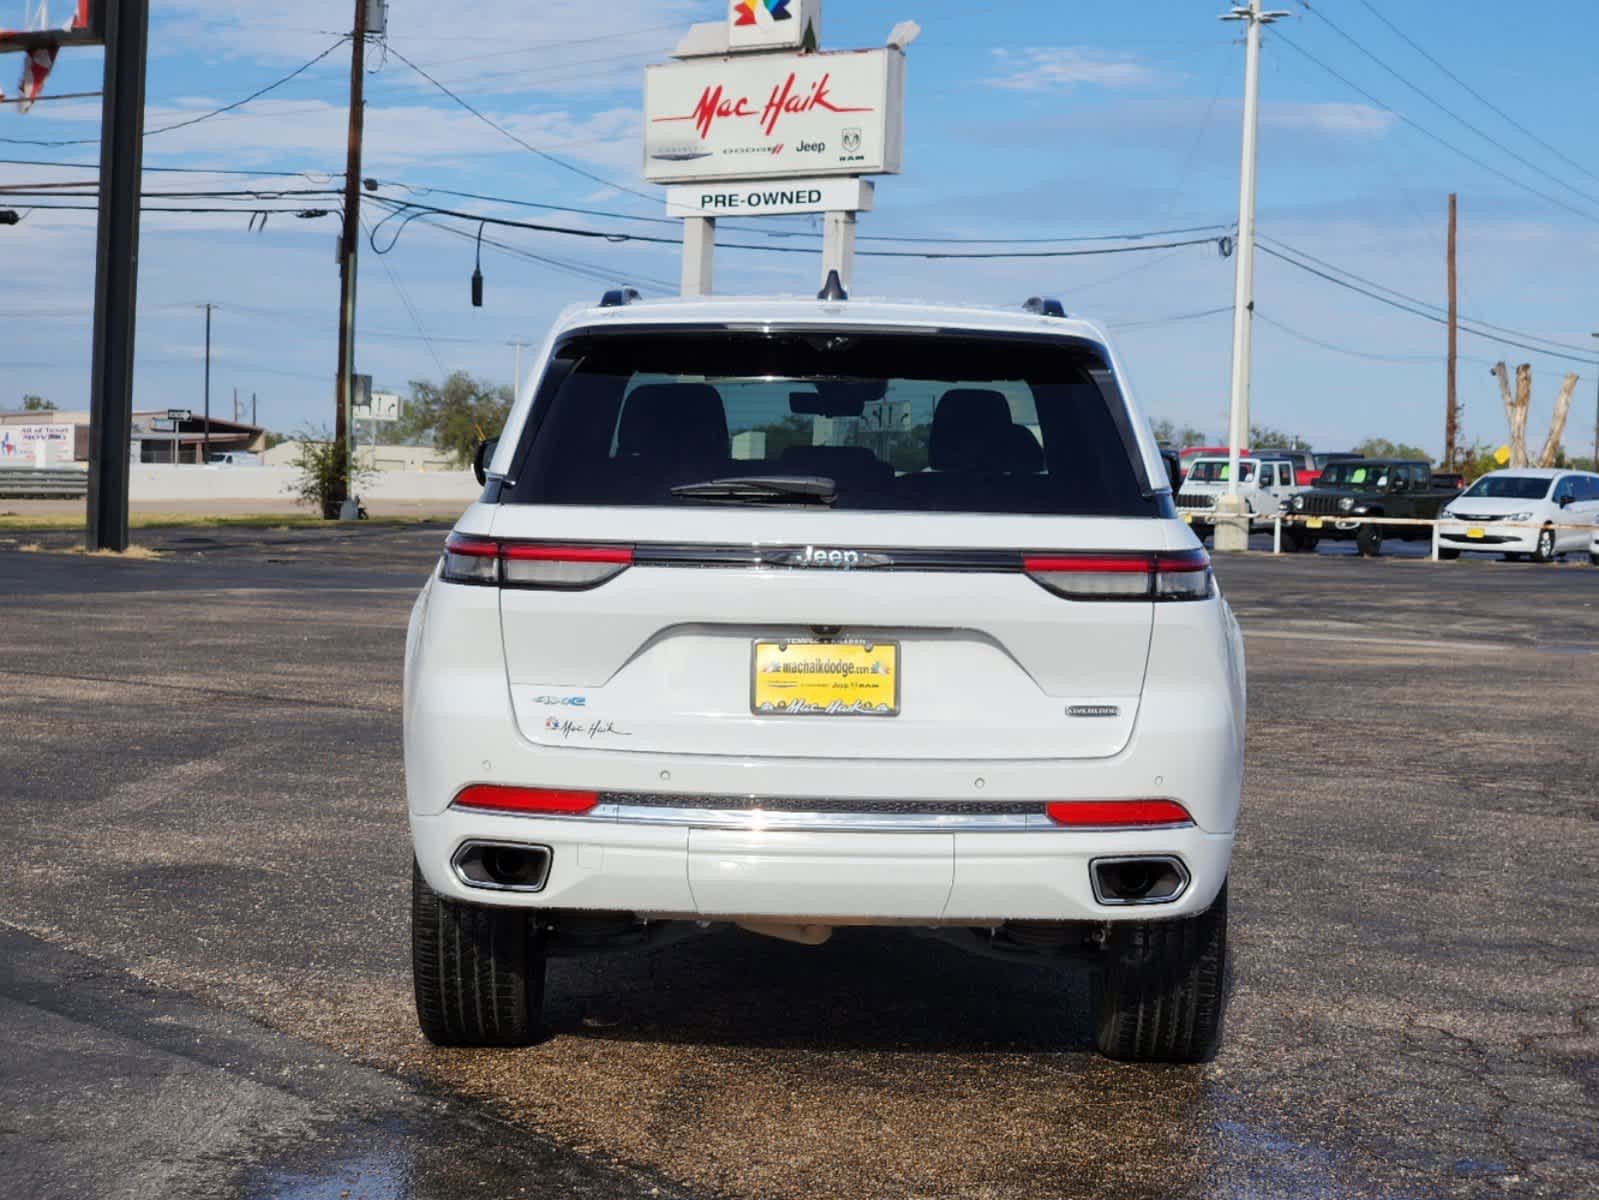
411,805,1233,923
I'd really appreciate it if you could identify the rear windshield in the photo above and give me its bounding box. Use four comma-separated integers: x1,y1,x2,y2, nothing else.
504,329,1159,516
1187,460,1255,483
1461,475,1551,501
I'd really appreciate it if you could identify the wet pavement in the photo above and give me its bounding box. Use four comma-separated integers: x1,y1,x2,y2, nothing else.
0,524,1594,1199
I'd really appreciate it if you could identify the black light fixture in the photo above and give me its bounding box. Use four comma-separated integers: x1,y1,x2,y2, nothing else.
0,210,20,226
471,221,485,308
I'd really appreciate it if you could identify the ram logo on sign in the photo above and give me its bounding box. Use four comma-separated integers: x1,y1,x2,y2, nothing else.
644,48,904,184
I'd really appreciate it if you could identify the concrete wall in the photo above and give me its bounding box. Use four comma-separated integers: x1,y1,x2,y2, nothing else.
262,441,458,471
126,465,481,503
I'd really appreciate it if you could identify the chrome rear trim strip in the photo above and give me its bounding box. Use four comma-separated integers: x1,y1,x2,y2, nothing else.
508,803,1193,834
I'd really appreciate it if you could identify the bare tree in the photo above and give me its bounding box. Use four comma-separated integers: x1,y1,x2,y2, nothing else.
1490,362,1580,468
1534,373,1579,467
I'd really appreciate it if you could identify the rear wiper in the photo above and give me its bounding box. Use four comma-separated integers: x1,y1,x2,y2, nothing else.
670,475,837,506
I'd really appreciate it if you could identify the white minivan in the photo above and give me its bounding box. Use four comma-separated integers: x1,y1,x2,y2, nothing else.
404,291,1246,1061
1438,468,1599,561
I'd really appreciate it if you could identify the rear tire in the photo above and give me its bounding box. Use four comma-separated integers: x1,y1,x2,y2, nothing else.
412,860,546,1046
1438,548,1460,561
1356,524,1383,557
1590,551,1599,567
1093,882,1228,1063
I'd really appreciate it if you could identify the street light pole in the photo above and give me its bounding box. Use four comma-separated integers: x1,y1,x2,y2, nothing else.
1216,1,1288,552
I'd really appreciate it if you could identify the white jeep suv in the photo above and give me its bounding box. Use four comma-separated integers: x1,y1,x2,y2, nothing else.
404,291,1246,1062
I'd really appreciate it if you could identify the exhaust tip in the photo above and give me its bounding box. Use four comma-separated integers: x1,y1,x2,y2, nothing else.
452,841,553,893
1091,856,1189,906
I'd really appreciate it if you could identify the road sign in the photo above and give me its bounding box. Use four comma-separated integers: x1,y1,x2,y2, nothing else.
370,391,400,422
644,48,904,183
166,408,191,422
665,177,872,218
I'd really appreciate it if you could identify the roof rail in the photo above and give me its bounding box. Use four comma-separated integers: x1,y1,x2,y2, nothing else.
817,270,849,302
1023,296,1067,318
599,287,641,308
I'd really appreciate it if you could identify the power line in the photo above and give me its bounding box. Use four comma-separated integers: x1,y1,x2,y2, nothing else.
1256,242,1599,366
380,44,660,206
367,195,1230,260
0,38,350,147
0,155,341,180
1294,2,1599,213
1273,31,1599,226
1254,309,1437,363
1346,0,1599,187
1259,234,1599,357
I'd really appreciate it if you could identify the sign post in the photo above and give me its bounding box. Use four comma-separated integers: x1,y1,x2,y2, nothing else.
646,4,905,296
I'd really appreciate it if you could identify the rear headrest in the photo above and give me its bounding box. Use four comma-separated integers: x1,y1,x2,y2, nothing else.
616,383,729,460
930,388,1019,471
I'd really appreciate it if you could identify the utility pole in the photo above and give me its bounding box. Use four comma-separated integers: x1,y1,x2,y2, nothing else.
1445,193,1458,469
201,302,213,465
510,338,528,390
1591,333,1599,468
332,0,369,517
252,391,257,427
1215,1,1287,553
85,0,151,552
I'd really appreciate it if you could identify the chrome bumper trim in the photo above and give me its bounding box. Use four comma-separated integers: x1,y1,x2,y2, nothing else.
463,801,1194,835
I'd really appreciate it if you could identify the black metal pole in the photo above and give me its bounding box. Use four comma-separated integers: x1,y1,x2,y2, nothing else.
202,303,211,464
86,0,150,551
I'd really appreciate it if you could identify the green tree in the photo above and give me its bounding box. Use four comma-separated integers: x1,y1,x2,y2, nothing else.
1353,436,1432,463
1150,418,1210,448
21,394,55,412
288,428,376,519
1248,424,1297,448
398,372,513,467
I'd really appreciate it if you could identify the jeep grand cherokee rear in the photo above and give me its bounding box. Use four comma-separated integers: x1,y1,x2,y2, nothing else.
405,297,1246,1062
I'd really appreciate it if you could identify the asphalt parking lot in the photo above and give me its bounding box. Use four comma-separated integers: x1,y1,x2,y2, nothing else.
0,525,1594,1200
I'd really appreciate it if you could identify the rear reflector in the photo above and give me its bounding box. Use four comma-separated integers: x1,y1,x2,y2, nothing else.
1044,800,1194,828
453,786,599,815
1024,550,1211,601
441,534,633,589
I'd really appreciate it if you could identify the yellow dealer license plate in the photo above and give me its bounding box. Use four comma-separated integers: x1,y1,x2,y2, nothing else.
1467,526,1486,539
752,641,899,717
1180,512,1193,524
1306,518,1324,530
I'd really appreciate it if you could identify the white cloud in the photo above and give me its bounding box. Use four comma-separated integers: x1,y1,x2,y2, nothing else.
986,47,1161,92
1263,101,1395,137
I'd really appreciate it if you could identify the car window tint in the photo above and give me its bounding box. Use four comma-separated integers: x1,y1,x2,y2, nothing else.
508,329,1158,517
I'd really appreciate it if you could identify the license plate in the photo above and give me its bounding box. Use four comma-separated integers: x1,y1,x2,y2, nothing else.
752,640,899,717
1467,526,1485,539
1180,512,1193,524
1306,518,1324,530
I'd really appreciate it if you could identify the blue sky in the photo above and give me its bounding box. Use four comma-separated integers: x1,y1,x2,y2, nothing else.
3,0,1597,457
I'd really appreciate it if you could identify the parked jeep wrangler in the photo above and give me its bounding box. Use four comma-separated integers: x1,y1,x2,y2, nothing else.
1284,459,1459,555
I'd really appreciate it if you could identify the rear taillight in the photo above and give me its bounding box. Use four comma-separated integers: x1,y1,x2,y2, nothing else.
452,786,599,814
441,534,633,589
1044,800,1194,828
1023,550,1211,601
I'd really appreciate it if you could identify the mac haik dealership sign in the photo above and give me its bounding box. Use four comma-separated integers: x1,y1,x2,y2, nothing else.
644,48,903,184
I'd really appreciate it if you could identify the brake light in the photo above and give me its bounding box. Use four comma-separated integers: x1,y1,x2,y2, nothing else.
441,534,633,589
1023,550,1211,601
452,786,599,814
1044,800,1193,827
